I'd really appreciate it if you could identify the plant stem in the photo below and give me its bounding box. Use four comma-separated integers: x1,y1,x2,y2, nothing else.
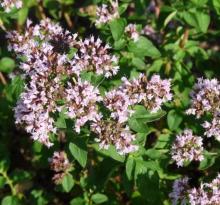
179,28,189,48
64,12,73,28
0,171,17,195
0,72,7,85
37,3,46,19
0,18,6,31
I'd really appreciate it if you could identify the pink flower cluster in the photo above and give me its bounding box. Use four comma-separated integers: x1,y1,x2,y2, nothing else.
202,113,220,141
171,129,204,167
186,78,220,118
141,25,162,43
8,19,117,147
72,36,119,77
169,177,189,205
8,19,78,147
95,0,119,26
8,18,172,155
65,80,102,133
104,74,172,123
99,74,172,154
123,23,162,43
125,24,140,42
170,174,220,205
49,151,71,184
0,0,22,12
187,78,220,142
91,120,138,154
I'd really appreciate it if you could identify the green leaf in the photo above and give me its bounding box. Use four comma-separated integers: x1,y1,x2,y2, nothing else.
1,196,20,205
132,105,166,122
183,11,210,33
32,141,43,153
132,57,146,70
11,169,32,183
199,152,217,170
114,39,126,50
144,148,168,159
136,133,149,146
18,8,29,25
0,57,15,73
61,174,74,192
128,36,161,58
126,156,135,180
30,189,48,205
128,118,149,133
119,3,129,14
136,171,161,204
212,0,220,15
69,139,87,168
164,10,177,27
91,193,108,204
135,159,159,178
55,110,67,129
167,110,183,131
0,159,10,172
5,76,24,102
109,18,126,41
70,197,85,205
0,176,6,189
147,59,164,74
191,0,208,6
92,144,125,162
154,134,171,149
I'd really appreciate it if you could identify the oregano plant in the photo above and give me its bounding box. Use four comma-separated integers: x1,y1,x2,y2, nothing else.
0,0,219,204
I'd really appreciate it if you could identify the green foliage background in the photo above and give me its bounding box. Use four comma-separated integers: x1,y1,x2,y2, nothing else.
0,0,220,204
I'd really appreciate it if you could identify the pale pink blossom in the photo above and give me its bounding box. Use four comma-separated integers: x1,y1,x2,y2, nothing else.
72,36,119,77
95,0,119,25
186,78,220,118
188,174,220,205
91,120,138,155
1,0,22,12
171,129,204,167
202,114,220,141
49,151,71,184
169,177,189,205
104,89,133,123
65,80,102,133
125,24,140,42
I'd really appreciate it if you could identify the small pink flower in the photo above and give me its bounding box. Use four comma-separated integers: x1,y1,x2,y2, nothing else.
95,1,119,25
171,129,204,167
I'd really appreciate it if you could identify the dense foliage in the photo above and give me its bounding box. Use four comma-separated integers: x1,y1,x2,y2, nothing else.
0,0,220,204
